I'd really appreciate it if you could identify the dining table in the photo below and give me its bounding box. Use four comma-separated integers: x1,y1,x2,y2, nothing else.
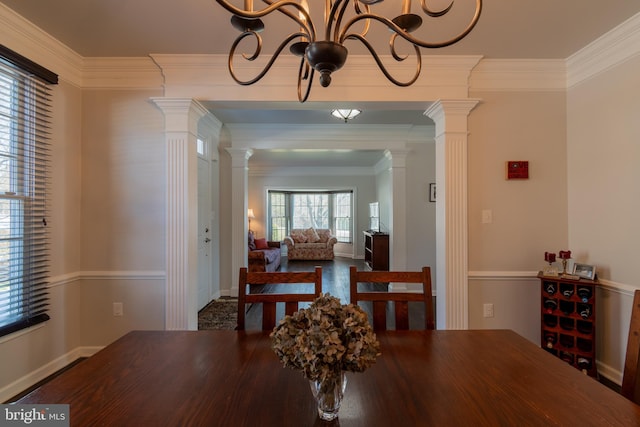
16,329,640,426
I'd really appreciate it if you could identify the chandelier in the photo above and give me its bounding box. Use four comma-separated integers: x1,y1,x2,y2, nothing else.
216,0,482,102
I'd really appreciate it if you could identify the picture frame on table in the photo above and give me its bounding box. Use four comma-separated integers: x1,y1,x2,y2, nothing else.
573,263,596,280
429,183,436,202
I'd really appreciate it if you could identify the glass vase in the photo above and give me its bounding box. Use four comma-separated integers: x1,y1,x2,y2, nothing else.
309,371,347,421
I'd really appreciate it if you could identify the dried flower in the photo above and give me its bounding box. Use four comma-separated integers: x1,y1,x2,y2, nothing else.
270,294,381,382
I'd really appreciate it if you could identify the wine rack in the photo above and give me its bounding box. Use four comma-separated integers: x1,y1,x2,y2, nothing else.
539,272,598,377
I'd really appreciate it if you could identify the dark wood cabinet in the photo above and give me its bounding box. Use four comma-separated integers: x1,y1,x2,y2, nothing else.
538,272,598,377
363,231,389,271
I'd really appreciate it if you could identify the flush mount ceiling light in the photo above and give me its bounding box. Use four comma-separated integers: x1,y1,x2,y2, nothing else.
215,0,482,102
331,109,361,122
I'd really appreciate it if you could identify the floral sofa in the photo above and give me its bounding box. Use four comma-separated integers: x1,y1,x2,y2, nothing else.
248,231,281,272
283,228,337,260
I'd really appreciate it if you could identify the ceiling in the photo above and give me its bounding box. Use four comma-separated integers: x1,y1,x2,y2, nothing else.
3,0,639,167
3,0,639,59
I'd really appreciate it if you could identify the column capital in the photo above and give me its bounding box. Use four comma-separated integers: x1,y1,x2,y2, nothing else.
151,98,209,133
225,147,254,167
424,99,480,135
383,149,410,168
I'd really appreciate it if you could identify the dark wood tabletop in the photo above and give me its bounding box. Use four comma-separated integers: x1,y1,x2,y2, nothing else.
17,330,640,426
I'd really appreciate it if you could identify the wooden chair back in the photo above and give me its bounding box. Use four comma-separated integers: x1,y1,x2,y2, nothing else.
349,266,435,331
237,267,322,330
622,289,640,404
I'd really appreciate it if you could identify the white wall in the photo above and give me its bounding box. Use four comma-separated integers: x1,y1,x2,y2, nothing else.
405,142,437,272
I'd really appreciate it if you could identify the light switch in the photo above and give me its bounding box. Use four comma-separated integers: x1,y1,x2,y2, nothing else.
482,210,492,224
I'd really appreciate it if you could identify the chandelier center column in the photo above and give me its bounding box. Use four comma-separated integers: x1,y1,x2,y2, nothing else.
152,98,209,330
425,99,479,330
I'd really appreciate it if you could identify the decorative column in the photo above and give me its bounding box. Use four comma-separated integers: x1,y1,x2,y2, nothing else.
226,148,253,296
424,99,479,330
384,149,409,273
152,98,209,330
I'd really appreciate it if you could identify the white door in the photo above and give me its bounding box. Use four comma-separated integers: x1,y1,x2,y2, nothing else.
197,152,212,311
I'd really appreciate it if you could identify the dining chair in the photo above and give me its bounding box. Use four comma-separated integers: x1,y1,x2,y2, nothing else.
349,265,435,331
237,266,323,330
622,289,640,404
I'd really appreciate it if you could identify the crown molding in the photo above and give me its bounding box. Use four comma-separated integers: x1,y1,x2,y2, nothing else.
150,53,481,101
0,4,83,87
82,57,163,89
470,59,566,92
567,11,640,89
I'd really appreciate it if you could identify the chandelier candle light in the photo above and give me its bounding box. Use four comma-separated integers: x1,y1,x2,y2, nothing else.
215,0,483,102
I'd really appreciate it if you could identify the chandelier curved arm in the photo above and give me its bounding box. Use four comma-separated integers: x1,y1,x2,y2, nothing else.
228,31,303,85
216,0,316,41
297,58,315,102
344,33,421,87
331,0,373,42
420,0,454,17
339,0,481,49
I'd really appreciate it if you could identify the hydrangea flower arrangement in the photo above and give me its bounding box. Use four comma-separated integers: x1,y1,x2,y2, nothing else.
270,294,381,382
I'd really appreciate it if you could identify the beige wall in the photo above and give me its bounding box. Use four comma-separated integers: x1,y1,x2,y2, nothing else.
567,56,640,285
567,55,640,381
80,89,165,271
468,91,569,271
466,90,568,344
0,80,85,398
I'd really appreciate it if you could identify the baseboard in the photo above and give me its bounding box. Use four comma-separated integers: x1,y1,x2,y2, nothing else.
0,345,102,403
597,361,622,387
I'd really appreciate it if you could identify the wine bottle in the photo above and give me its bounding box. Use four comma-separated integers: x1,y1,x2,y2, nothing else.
577,357,592,374
577,287,592,303
544,332,557,349
561,283,574,298
543,298,558,313
544,282,557,295
578,303,592,319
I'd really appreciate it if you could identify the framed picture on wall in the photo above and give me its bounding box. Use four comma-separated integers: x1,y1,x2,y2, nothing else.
572,263,596,280
429,183,436,202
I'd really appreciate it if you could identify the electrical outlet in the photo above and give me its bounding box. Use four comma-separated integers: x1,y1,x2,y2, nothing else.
483,303,494,318
113,302,123,317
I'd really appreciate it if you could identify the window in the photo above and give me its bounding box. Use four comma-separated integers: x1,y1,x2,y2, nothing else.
268,190,353,243
0,46,57,338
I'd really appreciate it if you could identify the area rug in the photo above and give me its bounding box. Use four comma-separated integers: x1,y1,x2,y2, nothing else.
198,298,238,330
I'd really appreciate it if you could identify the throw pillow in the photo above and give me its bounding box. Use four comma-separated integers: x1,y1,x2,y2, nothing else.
290,230,308,243
248,231,256,250
254,238,269,250
305,227,321,243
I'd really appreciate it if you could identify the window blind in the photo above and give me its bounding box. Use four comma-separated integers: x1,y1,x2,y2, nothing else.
0,45,56,337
